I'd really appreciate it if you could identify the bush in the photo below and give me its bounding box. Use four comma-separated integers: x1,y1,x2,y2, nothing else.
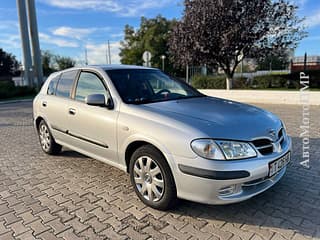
233,77,249,89
191,72,320,90
251,75,288,89
192,75,250,89
0,80,36,99
191,75,226,89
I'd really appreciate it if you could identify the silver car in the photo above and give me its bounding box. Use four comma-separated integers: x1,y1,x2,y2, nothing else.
33,65,291,210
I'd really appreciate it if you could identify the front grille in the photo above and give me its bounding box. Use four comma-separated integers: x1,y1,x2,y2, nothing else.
252,139,273,155
252,128,285,155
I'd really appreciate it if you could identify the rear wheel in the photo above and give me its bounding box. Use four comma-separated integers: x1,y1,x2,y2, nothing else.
129,145,177,210
38,120,62,155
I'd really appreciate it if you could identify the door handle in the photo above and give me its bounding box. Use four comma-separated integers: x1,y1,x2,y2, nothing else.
68,108,76,115
42,101,47,107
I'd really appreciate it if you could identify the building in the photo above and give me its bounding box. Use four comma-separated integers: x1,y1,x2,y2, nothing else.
291,55,320,72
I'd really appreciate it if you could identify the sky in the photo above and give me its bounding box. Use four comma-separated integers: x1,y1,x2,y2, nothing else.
0,0,319,66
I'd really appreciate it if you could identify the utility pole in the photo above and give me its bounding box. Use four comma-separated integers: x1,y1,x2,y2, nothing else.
85,47,88,65
106,46,109,65
186,65,189,84
26,0,43,88
304,52,307,72
16,0,33,87
108,40,111,64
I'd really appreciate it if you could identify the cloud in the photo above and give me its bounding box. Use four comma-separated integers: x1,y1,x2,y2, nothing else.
75,42,121,65
52,27,95,39
110,32,124,39
39,33,79,47
291,0,308,7
52,26,110,40
0,34,21,49
38,0,120,12
38,0,174,16
0,21,19,31
304,10,320,28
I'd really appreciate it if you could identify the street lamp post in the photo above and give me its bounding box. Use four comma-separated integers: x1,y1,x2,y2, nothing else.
161,55,166,71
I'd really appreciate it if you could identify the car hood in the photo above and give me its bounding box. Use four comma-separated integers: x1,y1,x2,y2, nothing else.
144,96,282,141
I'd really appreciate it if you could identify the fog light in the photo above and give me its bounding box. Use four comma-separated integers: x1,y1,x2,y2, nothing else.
218,185,237,196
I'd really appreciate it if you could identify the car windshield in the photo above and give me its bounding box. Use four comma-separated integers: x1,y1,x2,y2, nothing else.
105,69,204,104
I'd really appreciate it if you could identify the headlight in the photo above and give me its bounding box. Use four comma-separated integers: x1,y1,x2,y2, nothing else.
216,141,256,160
191,139,257,160
191,139,225,160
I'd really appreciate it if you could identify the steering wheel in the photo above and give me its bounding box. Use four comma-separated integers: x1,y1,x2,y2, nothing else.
156,89,171,95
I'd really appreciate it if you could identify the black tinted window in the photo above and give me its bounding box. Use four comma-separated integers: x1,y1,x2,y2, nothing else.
47,74,60,95
75,72,108,102
56,70,77,98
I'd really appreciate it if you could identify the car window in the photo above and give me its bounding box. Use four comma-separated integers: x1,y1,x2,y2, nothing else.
75,72,109,102
106,69,203,104
56,70,78,98
148,73,188,96
47,74,60,95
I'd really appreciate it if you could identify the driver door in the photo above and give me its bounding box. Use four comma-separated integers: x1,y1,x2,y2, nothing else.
67,71,119,163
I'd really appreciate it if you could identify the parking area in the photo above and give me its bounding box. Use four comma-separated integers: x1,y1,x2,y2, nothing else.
0,101,319,240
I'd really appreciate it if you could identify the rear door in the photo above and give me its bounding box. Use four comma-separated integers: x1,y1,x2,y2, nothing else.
42,70,78,144
67,70,119,163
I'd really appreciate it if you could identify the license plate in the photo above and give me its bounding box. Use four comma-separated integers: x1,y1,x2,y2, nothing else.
269,152,291,177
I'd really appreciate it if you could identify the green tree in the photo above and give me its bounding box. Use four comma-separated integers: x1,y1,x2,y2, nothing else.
257,54,290,71
55,56,76,71
42,50,55,77
42,50,76,76
0,48,20,77
119,15,181,75
169,0,306,89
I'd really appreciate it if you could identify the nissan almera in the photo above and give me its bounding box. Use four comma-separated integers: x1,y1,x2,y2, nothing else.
33,65,291,210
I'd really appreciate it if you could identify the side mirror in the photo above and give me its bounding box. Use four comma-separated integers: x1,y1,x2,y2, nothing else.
85,94,114,109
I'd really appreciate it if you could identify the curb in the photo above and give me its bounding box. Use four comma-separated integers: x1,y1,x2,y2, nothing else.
199,89,320,106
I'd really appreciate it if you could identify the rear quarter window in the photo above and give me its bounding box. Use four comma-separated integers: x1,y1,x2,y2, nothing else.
47,74,60,95
55,70,78,98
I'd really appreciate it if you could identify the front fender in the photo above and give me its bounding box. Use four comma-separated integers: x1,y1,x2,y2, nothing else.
118,133,178,174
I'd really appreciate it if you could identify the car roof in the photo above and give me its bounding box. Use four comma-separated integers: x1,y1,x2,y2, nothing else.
89,64,155,71
50,65,158,78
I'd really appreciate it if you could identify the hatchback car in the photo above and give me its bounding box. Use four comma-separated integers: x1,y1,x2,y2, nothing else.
33,65,291,210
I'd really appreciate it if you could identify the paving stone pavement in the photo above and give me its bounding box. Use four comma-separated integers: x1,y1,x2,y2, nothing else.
0,101,319,240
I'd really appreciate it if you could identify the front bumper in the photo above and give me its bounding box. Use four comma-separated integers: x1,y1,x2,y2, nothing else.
172,136,292,205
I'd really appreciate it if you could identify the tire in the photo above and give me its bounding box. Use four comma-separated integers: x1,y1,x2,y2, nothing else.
129,145,177,210
38,120,62,155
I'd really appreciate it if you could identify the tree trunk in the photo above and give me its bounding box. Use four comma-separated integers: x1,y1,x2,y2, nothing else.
226,77,232,90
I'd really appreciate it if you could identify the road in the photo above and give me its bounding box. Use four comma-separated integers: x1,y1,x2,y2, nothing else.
0,101,319,240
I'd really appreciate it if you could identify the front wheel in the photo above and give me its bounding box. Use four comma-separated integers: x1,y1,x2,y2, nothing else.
129,145,177,210
38,120,62,155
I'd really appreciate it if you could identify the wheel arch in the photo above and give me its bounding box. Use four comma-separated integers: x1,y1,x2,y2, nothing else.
35,116,44,130
124,140,174,175
125,141,158,172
